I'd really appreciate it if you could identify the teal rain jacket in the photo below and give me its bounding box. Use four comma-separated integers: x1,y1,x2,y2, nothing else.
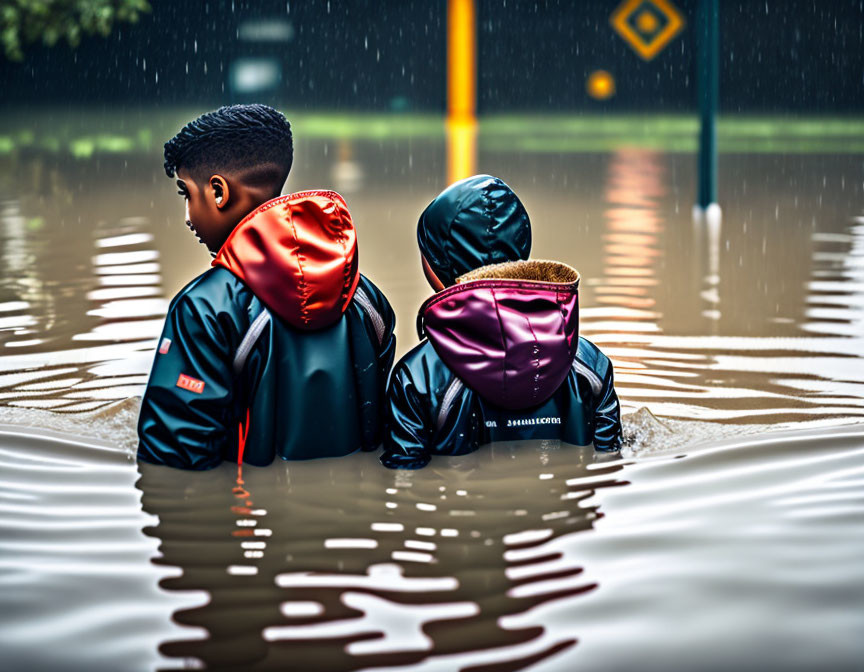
138,191,396,469
382,177,621,469
383,332,621,470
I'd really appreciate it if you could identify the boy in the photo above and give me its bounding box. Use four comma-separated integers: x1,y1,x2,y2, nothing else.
138,104,395,469
382,174,621,469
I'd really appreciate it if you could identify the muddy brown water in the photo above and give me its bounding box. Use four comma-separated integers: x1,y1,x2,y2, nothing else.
1,128,863,670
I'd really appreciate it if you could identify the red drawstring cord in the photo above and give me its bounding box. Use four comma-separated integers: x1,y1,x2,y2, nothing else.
237,407,251,465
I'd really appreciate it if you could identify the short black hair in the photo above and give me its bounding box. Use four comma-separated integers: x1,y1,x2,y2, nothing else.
164,104,293,193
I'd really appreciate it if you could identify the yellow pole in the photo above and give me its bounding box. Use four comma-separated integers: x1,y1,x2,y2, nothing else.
446,0,477,183
448,0,476,121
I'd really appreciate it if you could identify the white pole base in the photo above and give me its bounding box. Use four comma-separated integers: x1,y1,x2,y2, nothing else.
692,203,722,225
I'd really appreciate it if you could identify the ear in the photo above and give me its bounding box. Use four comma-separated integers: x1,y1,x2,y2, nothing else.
421,254,446,292
209,175,230,209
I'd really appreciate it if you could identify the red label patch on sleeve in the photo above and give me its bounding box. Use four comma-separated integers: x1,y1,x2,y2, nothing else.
158,338,172,354
176,374,205,394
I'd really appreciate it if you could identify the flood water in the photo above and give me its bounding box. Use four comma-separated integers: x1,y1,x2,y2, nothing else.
1,113,863,670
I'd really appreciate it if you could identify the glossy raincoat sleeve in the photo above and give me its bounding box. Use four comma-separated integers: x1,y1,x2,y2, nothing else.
593,366,623,452
381,361,432,469
137,294,237,469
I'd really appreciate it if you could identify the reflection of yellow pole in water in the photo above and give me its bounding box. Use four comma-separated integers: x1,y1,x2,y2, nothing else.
446,119,477,184
447,0,477,183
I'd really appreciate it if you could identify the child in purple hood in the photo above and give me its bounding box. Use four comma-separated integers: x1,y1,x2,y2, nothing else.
381,174,622,469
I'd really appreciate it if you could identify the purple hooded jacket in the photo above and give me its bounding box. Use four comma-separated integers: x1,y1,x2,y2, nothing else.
421,260,580,410
384,260,622,469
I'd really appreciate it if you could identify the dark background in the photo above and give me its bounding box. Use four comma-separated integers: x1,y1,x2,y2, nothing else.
2,0,863,113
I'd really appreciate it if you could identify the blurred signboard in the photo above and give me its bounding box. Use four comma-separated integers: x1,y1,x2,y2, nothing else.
611,0,685,61
228,19,294,98
237,20,294,43
229,58,281,95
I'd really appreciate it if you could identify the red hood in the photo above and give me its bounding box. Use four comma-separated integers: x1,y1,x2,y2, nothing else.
213,191,359,330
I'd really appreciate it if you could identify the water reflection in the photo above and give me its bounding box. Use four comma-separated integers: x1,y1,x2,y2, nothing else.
2,144,864,424
2,406,862,670
3,113,864,672
138,445,626,669
446,118,477,184
597,148,665,312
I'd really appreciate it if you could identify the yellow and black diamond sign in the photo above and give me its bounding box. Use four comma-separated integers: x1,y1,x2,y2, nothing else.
611,0,685,61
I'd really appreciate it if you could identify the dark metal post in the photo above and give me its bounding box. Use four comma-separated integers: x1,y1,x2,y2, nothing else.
697,0,719,210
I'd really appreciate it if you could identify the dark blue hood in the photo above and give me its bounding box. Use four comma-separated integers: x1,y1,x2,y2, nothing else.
417,174,532,286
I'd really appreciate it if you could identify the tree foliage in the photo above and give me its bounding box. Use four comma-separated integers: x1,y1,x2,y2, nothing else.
1,0,150,61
